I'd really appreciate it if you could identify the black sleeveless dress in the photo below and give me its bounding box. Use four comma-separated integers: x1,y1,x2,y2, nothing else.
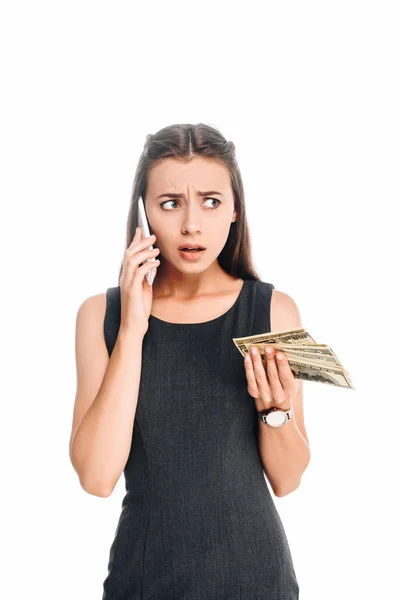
102,279,299,599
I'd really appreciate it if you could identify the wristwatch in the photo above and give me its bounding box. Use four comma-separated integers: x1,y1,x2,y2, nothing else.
256,406,293,428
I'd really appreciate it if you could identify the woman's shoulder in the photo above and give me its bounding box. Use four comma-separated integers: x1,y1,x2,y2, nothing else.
269,287,303,332
76,292,107,321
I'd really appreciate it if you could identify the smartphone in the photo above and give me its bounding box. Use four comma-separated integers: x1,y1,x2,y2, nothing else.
138,195,158,285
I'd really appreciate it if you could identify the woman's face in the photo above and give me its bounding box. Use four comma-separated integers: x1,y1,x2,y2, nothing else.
144,156,237,274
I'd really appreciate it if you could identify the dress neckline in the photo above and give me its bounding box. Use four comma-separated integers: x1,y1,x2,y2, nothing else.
149,279,247,327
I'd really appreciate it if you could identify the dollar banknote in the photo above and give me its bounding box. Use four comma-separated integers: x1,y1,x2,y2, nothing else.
232,328,355,390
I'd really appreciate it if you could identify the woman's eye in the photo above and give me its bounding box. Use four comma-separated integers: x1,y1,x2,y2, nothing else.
160,200,179,210
160,198,221,210
204,198,221,208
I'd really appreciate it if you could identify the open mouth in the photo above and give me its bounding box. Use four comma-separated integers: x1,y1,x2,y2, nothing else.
178,247,206,259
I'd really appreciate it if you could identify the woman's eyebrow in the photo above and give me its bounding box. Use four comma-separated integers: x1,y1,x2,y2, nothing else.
155,190,225,199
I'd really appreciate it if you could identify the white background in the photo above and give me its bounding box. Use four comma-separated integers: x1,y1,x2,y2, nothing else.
1,1,398,598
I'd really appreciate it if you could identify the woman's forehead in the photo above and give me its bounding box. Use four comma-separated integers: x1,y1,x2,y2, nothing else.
147,156,230,193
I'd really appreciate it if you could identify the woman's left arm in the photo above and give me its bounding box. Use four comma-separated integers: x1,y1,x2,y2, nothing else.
244,290,311,497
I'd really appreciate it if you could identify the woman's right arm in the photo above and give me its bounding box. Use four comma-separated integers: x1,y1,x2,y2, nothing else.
69,227,160,497
69,297,146,498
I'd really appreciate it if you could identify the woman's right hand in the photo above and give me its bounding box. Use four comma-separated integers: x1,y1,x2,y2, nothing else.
119,227,161,336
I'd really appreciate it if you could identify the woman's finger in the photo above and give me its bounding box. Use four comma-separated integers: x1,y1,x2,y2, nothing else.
273,348,298,399
261,345,284,400
244,353,260,399
249,346,273,405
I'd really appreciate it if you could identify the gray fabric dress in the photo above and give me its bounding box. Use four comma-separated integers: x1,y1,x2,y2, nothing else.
102,279,299,599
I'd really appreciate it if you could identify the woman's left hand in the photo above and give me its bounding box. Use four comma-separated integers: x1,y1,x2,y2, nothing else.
244,344,298,413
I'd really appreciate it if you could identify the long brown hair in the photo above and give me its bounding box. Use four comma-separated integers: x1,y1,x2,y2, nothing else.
117,123,261,283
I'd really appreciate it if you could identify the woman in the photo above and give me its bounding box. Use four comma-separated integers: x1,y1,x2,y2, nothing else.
70,123,311,599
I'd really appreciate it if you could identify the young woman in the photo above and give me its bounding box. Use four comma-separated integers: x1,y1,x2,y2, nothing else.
70,123,311,599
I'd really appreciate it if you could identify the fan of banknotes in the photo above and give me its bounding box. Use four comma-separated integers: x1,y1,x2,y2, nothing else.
232,327,355,390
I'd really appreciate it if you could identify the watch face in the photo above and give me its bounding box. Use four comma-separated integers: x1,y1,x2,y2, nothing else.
266,410,287,427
